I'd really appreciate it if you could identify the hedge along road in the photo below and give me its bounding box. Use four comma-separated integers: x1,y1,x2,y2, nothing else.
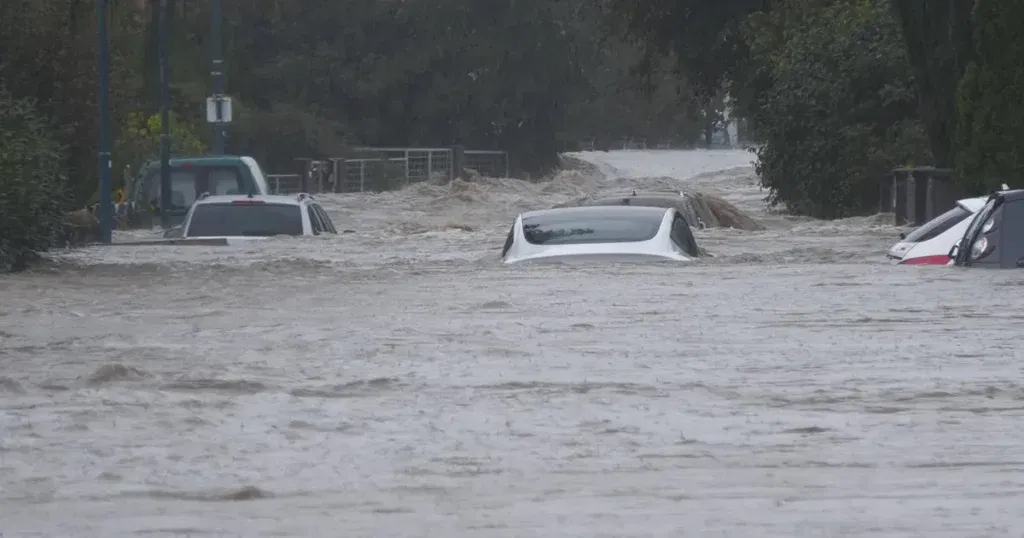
1,150,1022,537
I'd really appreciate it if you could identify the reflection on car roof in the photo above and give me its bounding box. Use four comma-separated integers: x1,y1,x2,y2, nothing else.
522,205,669,222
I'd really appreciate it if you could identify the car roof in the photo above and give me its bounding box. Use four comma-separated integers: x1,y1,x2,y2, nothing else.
521,205,670,221
193,194,309,206
141,156,247,168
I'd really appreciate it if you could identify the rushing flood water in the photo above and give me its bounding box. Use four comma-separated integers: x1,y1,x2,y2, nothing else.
3,150,1024,537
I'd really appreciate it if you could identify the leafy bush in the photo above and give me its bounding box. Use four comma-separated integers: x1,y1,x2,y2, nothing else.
746,0,931,218
0,87,68,272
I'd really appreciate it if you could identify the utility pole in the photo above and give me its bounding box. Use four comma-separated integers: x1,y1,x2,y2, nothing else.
158,0,172,229
210,0,226,153
97,0,112,243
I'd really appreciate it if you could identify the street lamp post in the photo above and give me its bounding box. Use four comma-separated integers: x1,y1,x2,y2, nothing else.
158,0,172,229
211,0,226,154
97,0,112,244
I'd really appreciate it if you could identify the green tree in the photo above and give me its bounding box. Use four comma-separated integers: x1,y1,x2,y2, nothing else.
888,0,975,168
114,111,206,181
606,0,763,101
954,0,1024,194
748,0,930,217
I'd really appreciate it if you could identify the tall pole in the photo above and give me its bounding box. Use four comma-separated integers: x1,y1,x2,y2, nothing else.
97,0,112,243
211,0,225,154
158,0,172,229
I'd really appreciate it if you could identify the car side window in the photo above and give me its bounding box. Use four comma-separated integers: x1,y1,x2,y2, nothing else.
314,204,337,234
500,224,515,258
307,206,323,235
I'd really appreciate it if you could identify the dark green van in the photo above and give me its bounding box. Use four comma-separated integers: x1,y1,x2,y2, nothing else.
124,155,272,228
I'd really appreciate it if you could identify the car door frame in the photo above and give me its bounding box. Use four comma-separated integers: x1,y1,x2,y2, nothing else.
953,195,1000,267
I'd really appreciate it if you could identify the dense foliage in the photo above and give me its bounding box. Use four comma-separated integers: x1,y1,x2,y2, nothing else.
0,88,68,272
747,0,930,217
609,0,1024,213
0,0,714,272
954,0,1024,194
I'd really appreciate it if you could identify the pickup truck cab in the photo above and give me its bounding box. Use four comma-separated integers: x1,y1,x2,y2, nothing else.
124,155,271,228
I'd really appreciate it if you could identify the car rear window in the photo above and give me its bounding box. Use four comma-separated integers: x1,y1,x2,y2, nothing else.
904,205,971,242
522,215,661,245
185,202,303,237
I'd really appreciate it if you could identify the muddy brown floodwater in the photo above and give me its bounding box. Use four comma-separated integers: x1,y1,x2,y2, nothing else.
2,150,1024,537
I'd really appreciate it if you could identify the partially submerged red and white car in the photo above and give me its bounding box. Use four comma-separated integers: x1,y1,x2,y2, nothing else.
888,185,1010,265
888,197,987,265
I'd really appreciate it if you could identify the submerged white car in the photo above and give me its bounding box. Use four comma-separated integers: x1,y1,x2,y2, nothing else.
176,193,337,243
500,205,701,264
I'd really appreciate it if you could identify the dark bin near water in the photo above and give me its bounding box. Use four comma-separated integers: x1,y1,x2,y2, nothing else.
885,167,959,226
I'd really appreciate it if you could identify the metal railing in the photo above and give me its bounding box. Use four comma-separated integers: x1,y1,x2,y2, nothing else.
266,146,512,195
464,150,509,178
344,147,454,192
267,174,302,194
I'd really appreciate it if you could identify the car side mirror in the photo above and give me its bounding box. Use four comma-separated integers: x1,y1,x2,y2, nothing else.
899,232,906,240
948,244,959,258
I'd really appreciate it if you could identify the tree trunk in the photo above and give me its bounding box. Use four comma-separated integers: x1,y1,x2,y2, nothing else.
888,0,972,168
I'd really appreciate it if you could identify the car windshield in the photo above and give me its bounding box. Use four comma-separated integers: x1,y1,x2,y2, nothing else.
522,215,661,245
138,167,249,210
961,197,998,248
185,202,303,237
141,170,201,210
904,205,971,242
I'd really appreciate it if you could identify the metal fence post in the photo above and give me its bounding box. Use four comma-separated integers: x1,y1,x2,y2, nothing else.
427,151,433,180
360,160,365,193
451,145,465,181
403,149,410,186
331,158,338,193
